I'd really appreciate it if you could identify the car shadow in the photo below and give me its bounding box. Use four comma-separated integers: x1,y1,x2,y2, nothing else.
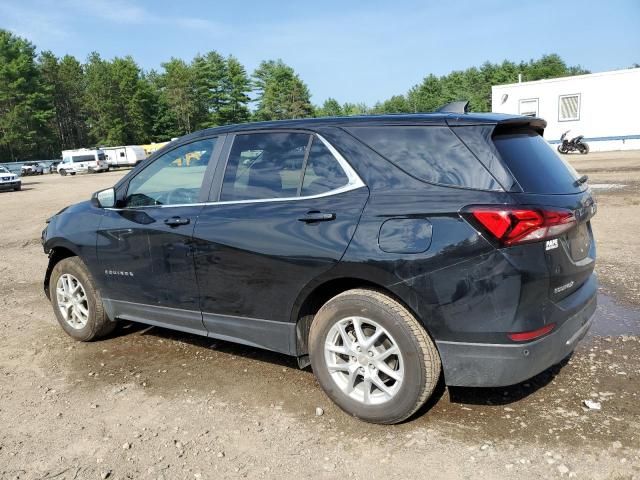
105,320,573,415
446,354,572,406
108,320,299,369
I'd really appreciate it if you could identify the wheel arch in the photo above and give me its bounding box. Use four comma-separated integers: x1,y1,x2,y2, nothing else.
291,274,435,359
43,244,80,299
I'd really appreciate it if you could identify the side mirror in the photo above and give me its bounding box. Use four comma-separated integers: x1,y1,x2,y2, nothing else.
92,187,116,208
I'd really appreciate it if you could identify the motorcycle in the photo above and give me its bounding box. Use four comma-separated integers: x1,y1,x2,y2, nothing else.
557,130,589,154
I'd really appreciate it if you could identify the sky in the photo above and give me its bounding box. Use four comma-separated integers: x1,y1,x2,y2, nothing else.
1,0,639,106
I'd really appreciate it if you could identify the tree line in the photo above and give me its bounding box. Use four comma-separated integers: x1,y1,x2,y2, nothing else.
1,28,591,161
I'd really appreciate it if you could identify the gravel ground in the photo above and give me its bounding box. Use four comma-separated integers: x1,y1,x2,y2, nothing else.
1,153,639,480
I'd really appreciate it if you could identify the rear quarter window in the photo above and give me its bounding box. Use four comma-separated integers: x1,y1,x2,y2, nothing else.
492,130,584,194
346,126,501,190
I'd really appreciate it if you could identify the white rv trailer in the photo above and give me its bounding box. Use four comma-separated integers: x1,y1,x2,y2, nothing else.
101,145,147,168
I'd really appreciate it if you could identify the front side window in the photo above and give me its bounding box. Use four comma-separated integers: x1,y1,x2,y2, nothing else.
125,138,217,207
221,133,310,201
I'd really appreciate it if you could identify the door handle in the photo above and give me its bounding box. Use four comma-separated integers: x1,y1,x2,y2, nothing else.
298,211,336,223
164,216,190,227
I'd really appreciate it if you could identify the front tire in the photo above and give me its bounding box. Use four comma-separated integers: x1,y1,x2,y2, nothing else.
579,143,589,154
309,289,441,424
59,169,67,176
49,257,116,341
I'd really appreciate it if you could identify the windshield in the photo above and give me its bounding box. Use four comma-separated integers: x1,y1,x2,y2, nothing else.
0,166,9,173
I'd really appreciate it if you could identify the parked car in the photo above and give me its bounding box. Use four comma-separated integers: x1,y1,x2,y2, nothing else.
49,161,61,174
0,165,21,191
21,162,44,176
58,149,109,175
41,105,597,424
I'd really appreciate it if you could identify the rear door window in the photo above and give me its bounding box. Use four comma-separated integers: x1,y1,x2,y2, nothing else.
346,126,501,190
220,133,310,201
492,130,584,194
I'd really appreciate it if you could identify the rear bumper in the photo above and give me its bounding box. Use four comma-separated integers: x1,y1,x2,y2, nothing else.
437,276,597,387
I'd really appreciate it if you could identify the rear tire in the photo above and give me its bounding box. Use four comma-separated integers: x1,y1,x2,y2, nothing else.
49,257,116,341
309,289,441,424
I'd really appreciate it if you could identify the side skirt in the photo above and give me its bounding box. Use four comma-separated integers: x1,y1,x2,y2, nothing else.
103,299,295,355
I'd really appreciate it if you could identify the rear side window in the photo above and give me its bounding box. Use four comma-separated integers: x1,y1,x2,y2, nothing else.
346,126,500,190
72,154,95,163
492,130,584,194
301,138,349,196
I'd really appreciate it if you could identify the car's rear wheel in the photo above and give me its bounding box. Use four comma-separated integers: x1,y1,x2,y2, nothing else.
309,289,441,424
49,257,116,341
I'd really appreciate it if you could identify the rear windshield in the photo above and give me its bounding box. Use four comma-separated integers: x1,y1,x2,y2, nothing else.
346,126,501,190
493,130,584,194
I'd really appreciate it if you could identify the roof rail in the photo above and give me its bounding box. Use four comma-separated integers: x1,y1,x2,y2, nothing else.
436,101,469,114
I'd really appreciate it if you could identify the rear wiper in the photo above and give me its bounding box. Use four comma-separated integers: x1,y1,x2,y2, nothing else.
575,174,589,186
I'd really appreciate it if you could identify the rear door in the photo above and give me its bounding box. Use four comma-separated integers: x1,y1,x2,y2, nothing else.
491,128,596,300
192,131,369,353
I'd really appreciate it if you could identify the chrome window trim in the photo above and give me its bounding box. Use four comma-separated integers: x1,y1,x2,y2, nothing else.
108,133,366,210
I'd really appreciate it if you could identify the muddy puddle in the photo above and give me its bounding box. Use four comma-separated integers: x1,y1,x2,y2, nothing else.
588,292,640,336
52,291,640,447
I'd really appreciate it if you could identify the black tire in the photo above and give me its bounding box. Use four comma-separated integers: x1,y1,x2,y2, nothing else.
49,256,116,341
14,184,21,191
557,145,567,154
309,289,441,424
70,172,76,176
59,169,67,176
579,143,589,154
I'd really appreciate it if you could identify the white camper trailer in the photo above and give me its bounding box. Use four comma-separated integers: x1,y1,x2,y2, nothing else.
101,145,147,168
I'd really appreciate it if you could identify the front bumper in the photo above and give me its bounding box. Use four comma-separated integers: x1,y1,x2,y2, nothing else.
0,180,21,190
436,280,597,387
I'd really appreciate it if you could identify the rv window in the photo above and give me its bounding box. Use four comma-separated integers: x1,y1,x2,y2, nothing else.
72,154,96,163
120,152,125,157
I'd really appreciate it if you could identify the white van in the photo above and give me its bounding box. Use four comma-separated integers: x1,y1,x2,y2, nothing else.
59,149,110,176
101,145,147,168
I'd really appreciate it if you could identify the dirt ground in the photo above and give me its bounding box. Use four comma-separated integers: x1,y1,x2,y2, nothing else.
1,152,639,480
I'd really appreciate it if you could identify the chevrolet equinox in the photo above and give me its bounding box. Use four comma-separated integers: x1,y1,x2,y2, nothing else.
42,103,597,424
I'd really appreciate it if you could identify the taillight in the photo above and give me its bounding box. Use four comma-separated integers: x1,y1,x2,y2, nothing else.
508,323,556,342
465,206,576,246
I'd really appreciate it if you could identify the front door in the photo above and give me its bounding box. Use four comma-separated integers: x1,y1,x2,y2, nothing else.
97,137,220,334
193,131,369,353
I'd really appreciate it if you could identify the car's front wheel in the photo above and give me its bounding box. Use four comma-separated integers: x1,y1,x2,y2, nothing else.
309,289,441,424
49,257,116,341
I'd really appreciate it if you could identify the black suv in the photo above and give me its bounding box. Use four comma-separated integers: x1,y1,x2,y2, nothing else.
42,107,596,424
